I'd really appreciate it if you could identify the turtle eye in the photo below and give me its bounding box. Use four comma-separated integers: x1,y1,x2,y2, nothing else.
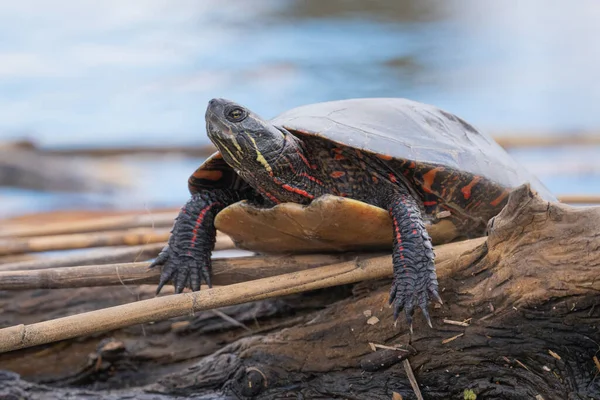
226,107,247,122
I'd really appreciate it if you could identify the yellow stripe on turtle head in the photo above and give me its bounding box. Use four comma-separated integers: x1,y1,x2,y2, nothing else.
215,138,241,165
246,134,272,173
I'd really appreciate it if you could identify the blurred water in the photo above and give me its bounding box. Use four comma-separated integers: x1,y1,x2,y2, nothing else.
0,0,599,216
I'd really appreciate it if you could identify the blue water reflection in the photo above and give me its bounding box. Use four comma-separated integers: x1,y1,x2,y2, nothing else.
0,0,598,216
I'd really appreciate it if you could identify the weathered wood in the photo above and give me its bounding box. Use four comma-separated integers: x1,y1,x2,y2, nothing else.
0,212,177,238
186,185,596,399
0,229,171,256
0,229,231,256
1,185,599,399
0,243,165,271
557,194,600,204
0,238,481,353
0,237,233,272
0,253,367,289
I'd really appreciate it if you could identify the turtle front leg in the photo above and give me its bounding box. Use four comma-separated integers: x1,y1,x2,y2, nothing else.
386,192,442,329
151,189,242,294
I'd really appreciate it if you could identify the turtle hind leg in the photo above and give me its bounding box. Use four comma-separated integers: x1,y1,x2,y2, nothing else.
387,192,442,330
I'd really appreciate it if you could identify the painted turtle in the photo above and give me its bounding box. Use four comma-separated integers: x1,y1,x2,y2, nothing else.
151,98,554,327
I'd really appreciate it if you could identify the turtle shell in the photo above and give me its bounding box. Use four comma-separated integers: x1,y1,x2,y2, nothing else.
271,98,554,200
199,98,554,253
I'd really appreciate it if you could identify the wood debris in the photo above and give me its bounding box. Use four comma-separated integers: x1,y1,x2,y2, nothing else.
442,333,464,344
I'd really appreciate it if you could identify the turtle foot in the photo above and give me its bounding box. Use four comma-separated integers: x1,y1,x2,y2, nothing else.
150,244,212,294
150,192,224,294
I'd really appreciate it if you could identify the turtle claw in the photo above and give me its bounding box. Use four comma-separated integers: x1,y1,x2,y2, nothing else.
421,305,433,329
390,278,438,331
150,243,211,295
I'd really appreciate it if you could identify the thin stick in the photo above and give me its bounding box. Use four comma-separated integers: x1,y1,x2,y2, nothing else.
493,133,600,149
0,237,233,272
402,359,424,400
0,229,173,256
557,195,600,205
0,212,177,238
0,243,165,272
0,253,356,289
0,237,485,353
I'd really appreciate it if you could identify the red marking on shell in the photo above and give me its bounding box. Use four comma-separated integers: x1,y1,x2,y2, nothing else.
422,167,445,194
192,169,223,182
300,172,324,186
423,201,437,206
490,189,510,207
288,161,297,174
378,154,393,161
257,187,281,204
355,149,363,159
388,173,397,183
282,184,314,199
297,150,317,169
372,175,379,183
333,147,344,154
330,171,346,178
264,191,281,204
334,154,346,160
461,176,482,200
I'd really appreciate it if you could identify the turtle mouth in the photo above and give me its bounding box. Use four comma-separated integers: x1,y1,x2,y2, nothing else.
206,110,235,140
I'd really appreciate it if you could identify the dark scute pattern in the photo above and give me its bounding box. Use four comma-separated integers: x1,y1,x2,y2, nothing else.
272,98,555,201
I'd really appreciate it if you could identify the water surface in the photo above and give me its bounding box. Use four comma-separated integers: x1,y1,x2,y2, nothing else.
0,0,599,216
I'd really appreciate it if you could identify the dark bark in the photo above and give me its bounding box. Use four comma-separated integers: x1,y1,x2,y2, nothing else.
1,185,599,399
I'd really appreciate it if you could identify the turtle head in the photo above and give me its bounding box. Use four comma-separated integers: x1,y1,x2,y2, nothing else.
205,98,288,174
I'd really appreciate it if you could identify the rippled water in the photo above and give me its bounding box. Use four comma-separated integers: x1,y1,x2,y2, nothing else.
1,0,599,216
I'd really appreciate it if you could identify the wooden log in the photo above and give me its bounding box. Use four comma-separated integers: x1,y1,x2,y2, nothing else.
0,229,173,256
0,253,373,289
0,238,482,353
0,185,599,399
0,243,165,271
0,212,177,238
0,229,230,257
188,185,596,399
